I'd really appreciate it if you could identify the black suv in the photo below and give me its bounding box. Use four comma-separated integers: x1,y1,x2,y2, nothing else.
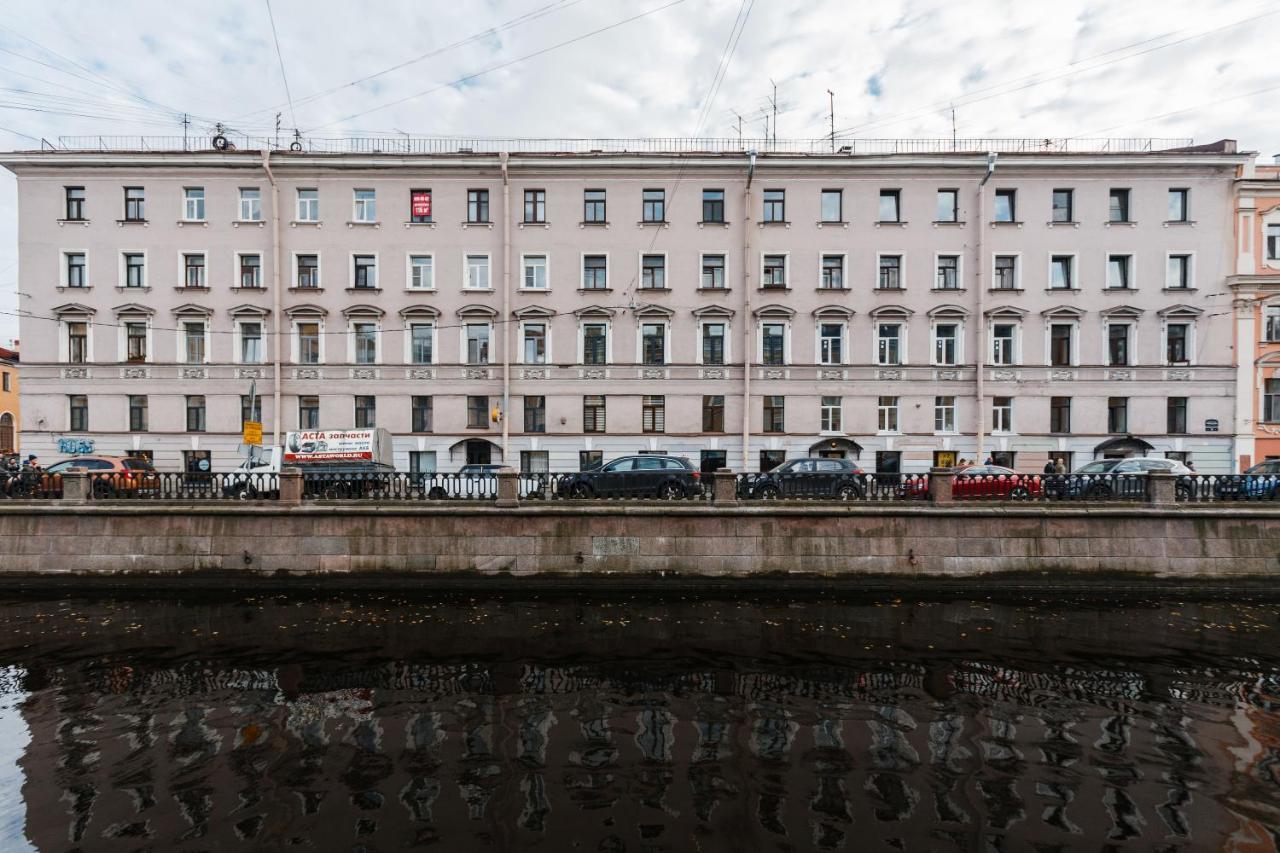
556,455,702,499
739,458,865,500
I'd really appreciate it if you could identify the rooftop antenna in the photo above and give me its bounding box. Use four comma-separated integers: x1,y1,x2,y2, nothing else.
274,112,282,150
182,113,190,151
768,79,778,146
827,89,835,153
732,111,744,147
950,104,957,151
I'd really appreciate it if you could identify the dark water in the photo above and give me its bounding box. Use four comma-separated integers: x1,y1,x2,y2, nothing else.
0,593,1277,851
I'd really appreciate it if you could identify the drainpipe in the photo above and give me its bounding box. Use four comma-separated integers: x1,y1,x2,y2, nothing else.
500,152,511,464
741,150,757,472
262,149,283,447
974,152,997,464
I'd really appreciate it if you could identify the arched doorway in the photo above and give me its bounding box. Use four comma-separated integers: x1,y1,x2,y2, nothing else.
808,438,862,460
1093,434,1154,460
0,413,12,454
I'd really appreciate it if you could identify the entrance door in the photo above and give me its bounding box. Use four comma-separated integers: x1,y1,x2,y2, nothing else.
875,451,901,474
816,449,845,459
465,440,492,466
933,450,958,469
990,451,1015,468
700,450,727,474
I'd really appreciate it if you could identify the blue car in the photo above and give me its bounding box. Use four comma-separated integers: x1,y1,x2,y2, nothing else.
1214,460,1280,499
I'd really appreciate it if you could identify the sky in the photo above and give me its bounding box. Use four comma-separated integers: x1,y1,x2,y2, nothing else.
0,0,1276,345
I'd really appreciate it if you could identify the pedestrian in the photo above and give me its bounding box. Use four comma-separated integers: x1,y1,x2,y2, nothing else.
1043,459,1056,474
984,456,994,466
1187,461,1196,472
21,454,39,472
1054,458,1066,475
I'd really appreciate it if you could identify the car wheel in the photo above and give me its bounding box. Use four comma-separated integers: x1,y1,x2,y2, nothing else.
427,486,447,500
91,479,115,499
658,482,685,500
837,484,862,501
570,482,593,499
234,484,255,501
1085,483,1109,500
1009,485,1029,501
757,485,780,500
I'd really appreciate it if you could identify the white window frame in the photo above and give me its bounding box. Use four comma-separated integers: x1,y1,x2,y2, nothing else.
1044,319,1081,367
1164,251,1195,290
991,252,1022,291
350,251,379,290
638,250,669,291
757,319,791,365
1047,252,1078,291
119,250,147,289
59,318,94,363
60,249,89,288
877,396,900,434
933,252,963,291
818,251,847,290
934,396,958,435
1161,318,1197,366
815,319,847,365
178,250,208,289
1104,253,1135,290
464,252,492,291
296,188,319,222
182,187,205,222
695,319,731,365
407,253,435,291
521,252,549,291
820,396,843,434
930,319,963,366
353,188,377,223
234,319,265,365
759,252,790,289
991,397,1014,434
238,187,262,222
699,251,728,290
461,321,494,365
874,251,906,290
874,320,907,366
988,320,1021,366
178,319,210,365
292,251,322,289
348,319,382,365
577,319,612,364
404,320,437,365
117,316,153,363
636,319,671,365
292,318,326,365
518,320,552,365
235,250,264,289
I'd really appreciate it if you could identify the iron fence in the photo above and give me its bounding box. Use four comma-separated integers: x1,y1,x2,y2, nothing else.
1036,474,1149,502
1178,474,1280,502
0,471,61,499
518,471,707,501
734,473,929,502
89,471,279,500
301,472,500,501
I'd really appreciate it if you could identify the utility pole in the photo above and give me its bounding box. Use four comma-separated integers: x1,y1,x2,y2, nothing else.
274,112,282,150
827,89,835,152
182,113,189,151
733,112,743,147
768,79,778,146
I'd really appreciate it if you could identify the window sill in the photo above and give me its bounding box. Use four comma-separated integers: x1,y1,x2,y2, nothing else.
233,220,266,228
988,220,1023,228
1162,220,1196,227
874,287,906,292
637,287,671,293
758,220,791,227
698,287,732,293
404,287,437,293
1162,287,1197,293
290,220,322,228
757,286,791,292
931,220,965,227
57,285,92,292
176,219,207,227
345,287,382,293
462,221,494,229
578,221,610,228
989,287,1023,293
874,220,907,227
1046,220,1081,228
115,286,151,293
517,288,550,293
636,220,670,227
1104,220,1137,227
173,286,209,293
57,218,90,226
931,287,967,292
1103,287,1138,292
346,220,381,228
698,220,730,228
289,286,324,293
231,286,268,293
577,287,613,293
1044,288,1080,293
462,288,494,293
816,287,849,292
403,220,436,228
116,219,149,226
518,221,550,228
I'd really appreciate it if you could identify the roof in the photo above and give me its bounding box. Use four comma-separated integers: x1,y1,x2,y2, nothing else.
0,347,17,363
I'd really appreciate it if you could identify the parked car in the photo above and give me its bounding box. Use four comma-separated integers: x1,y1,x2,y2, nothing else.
556,455,702,499
1213,459,1280,499
951,464,1043,500
739,458,865,500
4,455,157,498
423,464,501,500
1056,457,1192,500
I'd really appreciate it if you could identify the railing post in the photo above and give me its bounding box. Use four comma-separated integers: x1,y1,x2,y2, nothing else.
712,470,738,505
928,467,956,504
60,468,89,502
495,467,520,508
278,467,303,505
1147,471,1177,506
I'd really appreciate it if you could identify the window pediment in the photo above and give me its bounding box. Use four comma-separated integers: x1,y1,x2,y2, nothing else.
868,304,913,318
284,303,328,317
342,304,385,319
753,303,796,318
456,303,498,318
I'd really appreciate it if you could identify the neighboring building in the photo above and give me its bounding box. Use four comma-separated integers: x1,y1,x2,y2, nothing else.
0,343,15,456
0,137,1250,473
1231,160,1280,467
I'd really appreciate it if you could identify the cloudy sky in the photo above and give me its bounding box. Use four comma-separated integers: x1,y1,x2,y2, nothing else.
0,0,1276,345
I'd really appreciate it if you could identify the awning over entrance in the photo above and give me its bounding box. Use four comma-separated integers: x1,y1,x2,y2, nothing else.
1093,435,1154,457
808,438,863,458
447,438,504,462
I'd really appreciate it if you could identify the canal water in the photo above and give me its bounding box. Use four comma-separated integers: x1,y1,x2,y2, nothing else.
0,593,1275,851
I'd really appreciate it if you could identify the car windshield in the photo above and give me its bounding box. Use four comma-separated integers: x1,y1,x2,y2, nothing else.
43,461,73,474
602,459,634,473
1075,460,1119,474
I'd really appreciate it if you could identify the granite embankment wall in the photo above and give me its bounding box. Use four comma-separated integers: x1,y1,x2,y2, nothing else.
0,502,1277,581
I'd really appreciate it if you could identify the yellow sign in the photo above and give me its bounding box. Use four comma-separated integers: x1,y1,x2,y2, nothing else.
242,421,263,446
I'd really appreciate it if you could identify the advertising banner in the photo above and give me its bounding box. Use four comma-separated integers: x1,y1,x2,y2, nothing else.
284,430,377,462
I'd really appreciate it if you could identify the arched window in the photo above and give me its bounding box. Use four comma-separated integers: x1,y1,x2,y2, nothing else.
0,413,13,453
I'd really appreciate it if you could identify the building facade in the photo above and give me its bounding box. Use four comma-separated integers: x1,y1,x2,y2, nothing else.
0,139,1249,474
1231,161,1280,465
0,344,16,456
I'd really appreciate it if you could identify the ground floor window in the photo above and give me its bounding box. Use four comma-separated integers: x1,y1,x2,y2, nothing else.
183,450,211,477
409,451,437,475
126,449,154,463
521,451,549,473
990,451,1015,468
1165,451,1191,466
700,450,727,473
875,451,901,474
933,450,957,469
1047,451,1073,472
760,450,785,472
579,450,603,471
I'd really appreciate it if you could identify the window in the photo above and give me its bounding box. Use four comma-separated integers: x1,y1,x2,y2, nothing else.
297,188,319,221
124,186,145,221
296,254,319,289
878,189,901,222
761,323,785,365
1051,188,1073,222
762,254,787,288
239,253,262,289
1168,188,1189,222
1049,324,1073,366
66,252,87,288
125,322,147,362
185,395,205,433
467,189,490,223
877,396,899,432
1268,224,1280,260
522,323,546,364
936,189,958,222
876,323,902,365
640,254,666,289
933,323,958,365
642,188,665,222
298,396,319,429
994,189,1015,222
128,395,148,432
702,189,725,223
992,397,1012,433
1266,379,1280,422
520,451,549,473
241,395,262,425
182,321,206,364
819,323,843,364
182,187,203,221
1107,397,1128,433
1107,324,1131,367
1167,254,1191,289
411,396,433,433
760,450,786,472
582,323,607,364
355,395,377,428
239,187,262,221
240,322,263,363
820,396,842,432
183,253,205,288
297,322,320,364
820,189,843,223
522,254,546,290
934,396,956,432
1050,255,1074,290
466,254,490,290
1050,397,1071,434
821,254,845,289
583,189,606,223
702,322,725,365
353,322,377,364
583,395,606,432
67,394,89,432
1107,254,1132,289
353,189,377,222
701,254,725,289
702,395,724,432
641,323,665,365
353,254,377,289
523,189,546,223
936,255,959,290
763,189,785,222
877,255,902,289
409,188,431,223
763,396,785,433
124,253,145,288
409,255,434,290
582,255,607,289
991,323,1016,365
994,255,1018,290
67,322,88,363
65,186,85,220
1109,189,1130,223
580,450,604,470
523,396,545,433
466,324,490,364
409,323,433,364
642,395,665,433
1266,306,1280,342
1166,323,1190,364
1167,397,1187,434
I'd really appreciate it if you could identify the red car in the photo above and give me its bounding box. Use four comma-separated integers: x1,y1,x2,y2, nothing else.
952,464,1042,500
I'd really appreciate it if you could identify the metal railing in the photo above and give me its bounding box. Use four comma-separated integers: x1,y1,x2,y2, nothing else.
0,471,61,499
947,473,1149,502
89,471,279,500
1179,474,1280,502
735,473,929,502
518,472,708,501
301,472,501,501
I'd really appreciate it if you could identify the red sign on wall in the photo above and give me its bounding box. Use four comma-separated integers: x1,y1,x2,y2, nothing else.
411,190,432,219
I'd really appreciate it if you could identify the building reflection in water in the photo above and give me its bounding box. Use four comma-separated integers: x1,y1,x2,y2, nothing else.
0,597,1278,850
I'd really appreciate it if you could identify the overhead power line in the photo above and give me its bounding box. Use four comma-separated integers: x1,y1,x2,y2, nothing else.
263,0,296,131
